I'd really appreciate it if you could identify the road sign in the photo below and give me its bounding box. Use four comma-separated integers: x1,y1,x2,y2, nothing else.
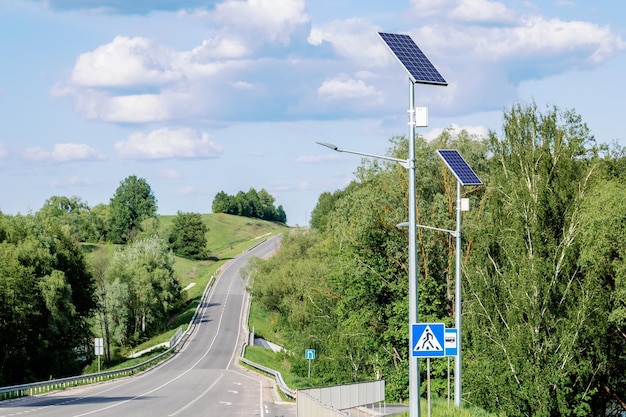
94,338,104,356
411,323,445,357
445,328,458,357
305,349,315,360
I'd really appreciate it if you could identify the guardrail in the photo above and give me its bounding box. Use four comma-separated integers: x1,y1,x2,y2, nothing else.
0,270,218,401
239,356,296,400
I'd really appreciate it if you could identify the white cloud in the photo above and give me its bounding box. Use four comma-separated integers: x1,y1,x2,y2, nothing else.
72,36,179,87
308,18,388,68
411,0,516,23
318,74,383,103
23,143,105,163
0,143,7,158
208,0,309,44
115,128,223,159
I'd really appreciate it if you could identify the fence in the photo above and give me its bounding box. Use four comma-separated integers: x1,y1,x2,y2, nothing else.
297,380,385,417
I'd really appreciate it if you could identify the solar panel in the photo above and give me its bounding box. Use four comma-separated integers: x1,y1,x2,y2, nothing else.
437,149,482,186
378,32,447,86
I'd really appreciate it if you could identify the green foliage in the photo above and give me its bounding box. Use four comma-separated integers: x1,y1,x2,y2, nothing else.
168,211,208,260
212,187,287,223
248,134,487,402
109,175,158,243
463,103,605,416
36,195,105,242
0,214,97,385
248,104,626,415
104,235,182,347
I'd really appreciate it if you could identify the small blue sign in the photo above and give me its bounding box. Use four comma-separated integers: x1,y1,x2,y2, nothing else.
411,323,445,358
305,349,316,360
445,328,458,357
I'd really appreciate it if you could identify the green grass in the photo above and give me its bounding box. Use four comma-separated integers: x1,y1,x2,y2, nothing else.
396,399,503,417
248,301,287,346
159,212,286,260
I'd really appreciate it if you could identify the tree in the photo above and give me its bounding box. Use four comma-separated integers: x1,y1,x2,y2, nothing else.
578,179,626,413
212,191,235,214
37,195,98,242
169,211,208,260
211,188,287,223
109,176,158,244
0,214,96,384
464,103,601,416
105,235,181,346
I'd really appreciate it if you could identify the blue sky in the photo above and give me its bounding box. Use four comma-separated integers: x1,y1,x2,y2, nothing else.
1,0,624,226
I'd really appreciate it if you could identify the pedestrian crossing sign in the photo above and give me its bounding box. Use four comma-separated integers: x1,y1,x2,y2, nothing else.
411,323,445,357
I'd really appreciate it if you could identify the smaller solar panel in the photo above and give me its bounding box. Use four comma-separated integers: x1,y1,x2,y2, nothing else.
437,150,482,186
378,32,447,86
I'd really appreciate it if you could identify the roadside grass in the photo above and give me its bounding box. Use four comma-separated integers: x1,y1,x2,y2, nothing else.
248,301,287,346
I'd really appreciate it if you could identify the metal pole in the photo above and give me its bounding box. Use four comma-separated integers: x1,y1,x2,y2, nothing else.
427,358,431,417
408,80,420,417
454,180,462,406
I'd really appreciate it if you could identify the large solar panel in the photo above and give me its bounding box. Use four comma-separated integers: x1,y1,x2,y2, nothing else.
437,149,482,186
378,32,447,86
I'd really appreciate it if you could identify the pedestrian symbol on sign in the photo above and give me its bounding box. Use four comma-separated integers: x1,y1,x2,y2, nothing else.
411,323,445,357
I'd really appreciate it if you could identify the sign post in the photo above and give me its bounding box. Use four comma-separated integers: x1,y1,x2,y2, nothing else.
412,323,445,417
305,349,315,378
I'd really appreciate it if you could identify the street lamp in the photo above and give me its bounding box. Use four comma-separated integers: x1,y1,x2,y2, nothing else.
435,149,483,407
316,138,420,415
320,31,447,417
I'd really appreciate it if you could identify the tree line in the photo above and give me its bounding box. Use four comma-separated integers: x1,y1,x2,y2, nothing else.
212,187,287,223
248,103,626,416
0,175,283,384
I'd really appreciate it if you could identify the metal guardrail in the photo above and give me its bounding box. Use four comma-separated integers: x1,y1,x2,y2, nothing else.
0,271,218,401
239,356,296,400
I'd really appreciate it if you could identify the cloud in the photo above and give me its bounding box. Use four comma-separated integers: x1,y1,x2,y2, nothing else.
114,127,223,159
22,143,106,163
53,0,625,124
411,0,516,23
318,74,383,103
71,36,179,87
308,18,389,68
0,143,7,158
194,0,309,45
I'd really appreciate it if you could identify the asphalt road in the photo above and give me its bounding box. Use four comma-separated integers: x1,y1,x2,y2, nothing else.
0,234,296,417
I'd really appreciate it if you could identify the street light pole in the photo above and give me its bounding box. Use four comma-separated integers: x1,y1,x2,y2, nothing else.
407,81,421,417
316,83,421,417
454,181,462,407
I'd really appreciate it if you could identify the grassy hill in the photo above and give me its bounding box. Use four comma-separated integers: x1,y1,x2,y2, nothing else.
82,213,288,362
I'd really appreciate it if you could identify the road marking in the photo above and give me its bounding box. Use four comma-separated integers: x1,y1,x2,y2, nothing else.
168,373,225,416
